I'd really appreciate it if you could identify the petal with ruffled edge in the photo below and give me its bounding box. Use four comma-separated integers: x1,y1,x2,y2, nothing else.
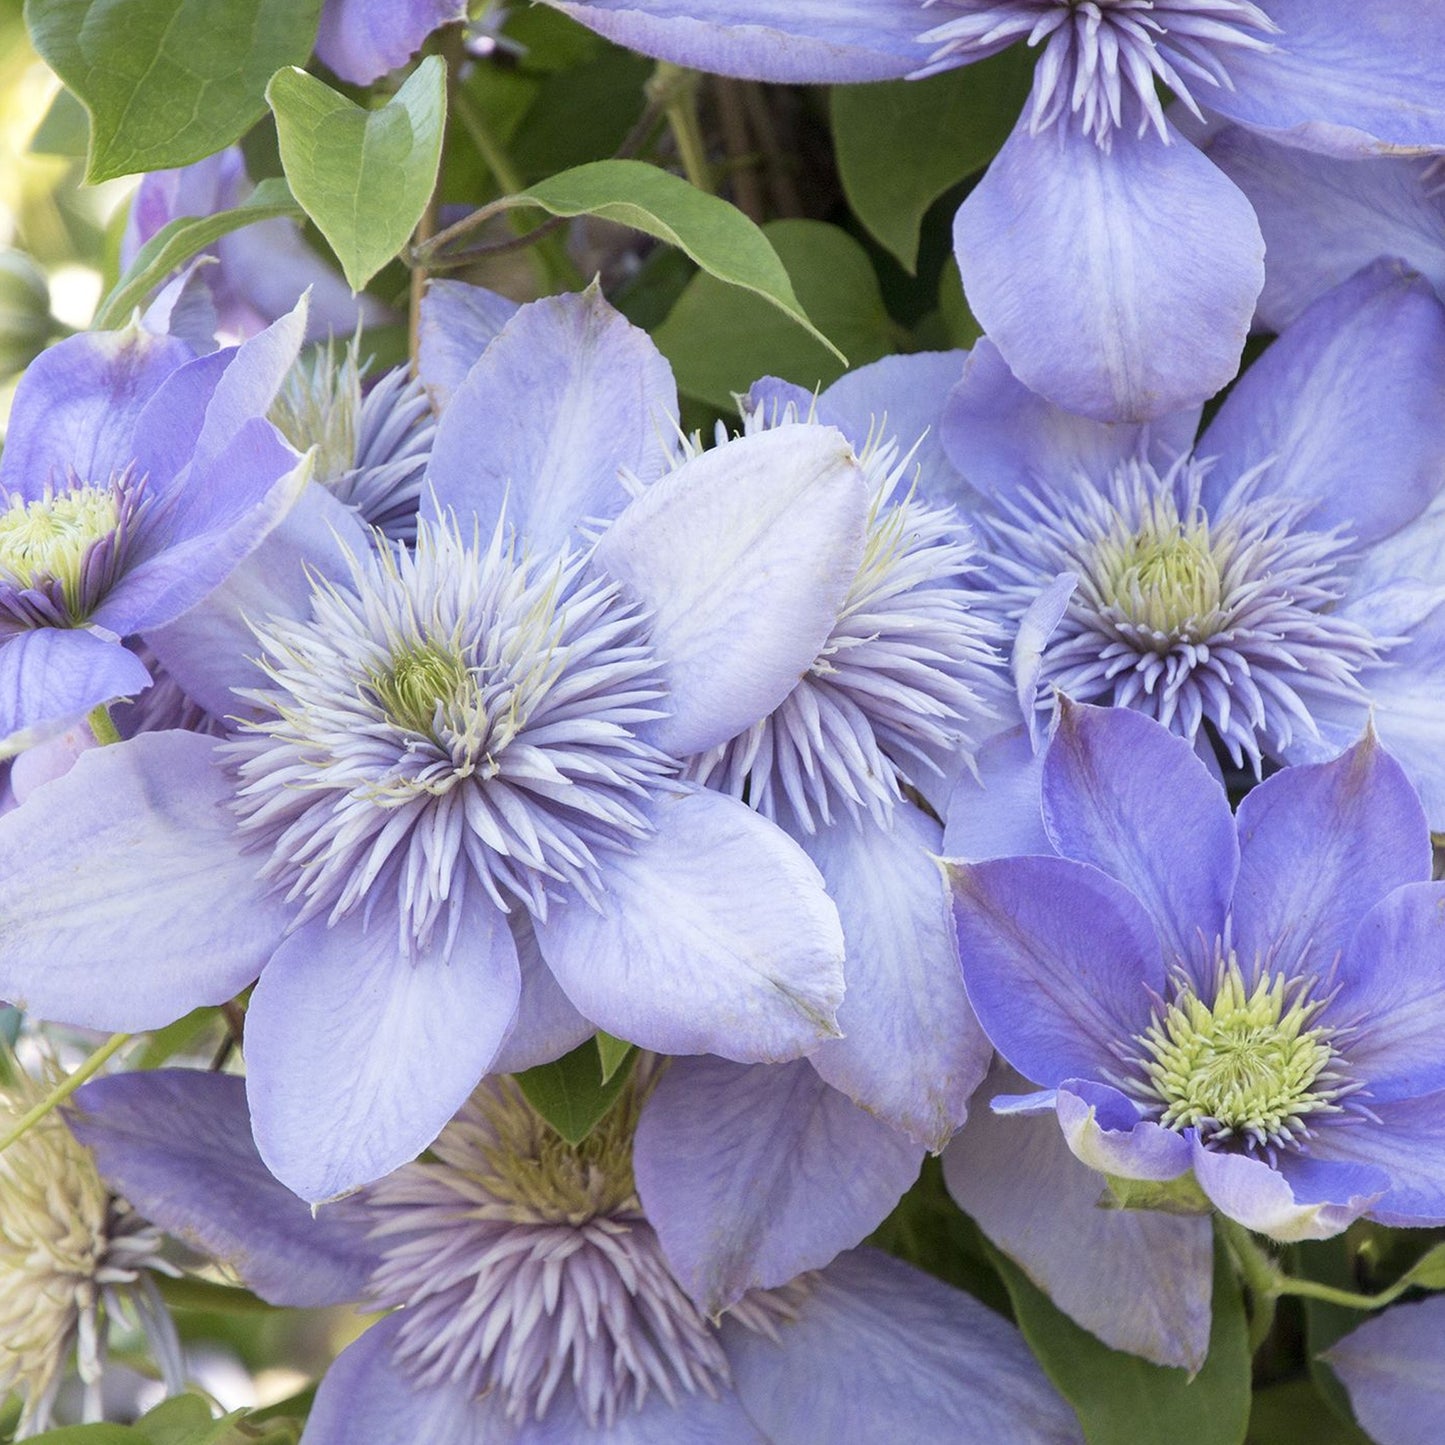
634,1056,922,1316
486,913,594,1075
0,730,288,1030
543,0,925,83
954,115,1262,423
1326,1295,1445,1445
594,424,867,755
245,896,520,1202
1190,1145,1386,1243
1203,0,1445,157
1042,702,1237,969
1230,732,1432,981
803,804,990,1150
944,1064,1213,1370
940,339,1200,505
304,1316,498,1445
0,628,152,754
948,854,1165,1088
1204,127,1445,333
425,289,679,556
417,278,521,409
71,1071,376,1307
943,725,1051,860
316,0,468,85
1055,1080,1194,1184
724,1247,1083,1445
535,786,844,1062
0,324,194,500
1198,259,1445,547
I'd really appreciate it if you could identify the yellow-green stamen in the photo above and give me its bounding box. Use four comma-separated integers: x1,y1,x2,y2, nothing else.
0,486,118,617
368,643,477,739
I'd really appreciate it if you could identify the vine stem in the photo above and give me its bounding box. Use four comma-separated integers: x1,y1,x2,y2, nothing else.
0,1032,131,1153
1219,1217,1280,1353
86,704,121,745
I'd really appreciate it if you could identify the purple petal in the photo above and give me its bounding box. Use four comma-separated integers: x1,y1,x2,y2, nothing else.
724,1247,1083,1445
1203,0,1445,155
543,0,926,82
1204,127,1445,333
305,1316,497,1445
940,339,1200,506
944,1063,1213,1370
535,787,845,1062
1230,731,1432,980
0,628,152,752
1198,259,1445,547
1042,702,1237,965
486,913,595,1075
0,731,286,1030
426,289,679,556
70,1070,376,1307
803,805,991,1150
519,1388,767,1444
0,325,194,499
948,854,1165,1087
1305,1092,1445,1228
245,897,520,1202
954,116,1262,422
1190,1144,1384,1242
633,1056,922,1315
943,725,1051,860
417,278,521,410
594,424,868,755
1055,1080,1194,1183
1327,1295,1445,1445
129,348,232,490
316,0,468,85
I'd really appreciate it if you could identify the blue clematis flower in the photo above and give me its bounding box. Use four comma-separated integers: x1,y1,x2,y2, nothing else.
315,0,467,85
1327,1295,1445,1445
0,304,311,751
69,1068,1084,1445
547,0,1445,422
949,701,1445,1253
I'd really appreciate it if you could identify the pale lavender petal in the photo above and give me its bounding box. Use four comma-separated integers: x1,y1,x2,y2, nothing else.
1054,1079,1193,1182
316,0,468,85
634,1055,922,1315
1327,1295,1445,1445
535,787,845,1062
426,289,679,555
71,1070,376,1307
954,116,1262,422
417,278,521,409
1042,701,1237,965
804,805,991,1150
0,628,152,752
724,1247,1083,1445
1230,732,1432,979
486,913,594,1075
1190,1145,1385,1242
1304,1092,1445,1228
948,854,1165,1086
245,896,520,1202
1198,259,1445,547
0,730,287,1029
520,1389,767,1444
944,1063,1213,1370
543,0,925,82
594,424,868,755
943,725,1051,860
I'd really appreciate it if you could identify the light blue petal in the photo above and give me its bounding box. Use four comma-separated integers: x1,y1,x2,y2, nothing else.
246,895,520,1202
0,628,152,753
486,913,594,1075
417,278,521,409
954,115,1262,422
1054,1080,1193,1183
1327,1295,1445,1445
943,725,1051,860
519,1388,767,1444
944,1063,1213,1370
1191,1145,1385,1243
535,787,845,1061
316,0,468,85
633,1056,922,1315
1305,1091,1445,1228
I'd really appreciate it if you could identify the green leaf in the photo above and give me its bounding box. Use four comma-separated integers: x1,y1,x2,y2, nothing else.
488,159,842,360
653,218,894,409
988,1238,1251,1445
156,1275,274,1314
517,1037,636,1145
267,56,447,292
131,1396,251,1445
24,0,323,184
1397,1239,1445,1291
831,48,1034,272
27,1428,140,1444
134,1007,223,1070
92,177,303,330
1249,1380,1372,1445
595,1031,633,1084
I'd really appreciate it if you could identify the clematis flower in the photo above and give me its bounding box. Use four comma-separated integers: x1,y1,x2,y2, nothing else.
940,259,1445,822
948,701,1445,1252
0,303,311,750
0,1055,183,1437
1326,1295,1445,1445
545,0,1445,422
70,1067,1084,1445
315,0,467,85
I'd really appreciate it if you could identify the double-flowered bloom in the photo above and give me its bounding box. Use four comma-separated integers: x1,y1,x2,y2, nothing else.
949,701,1445,1247
547,0,1445,421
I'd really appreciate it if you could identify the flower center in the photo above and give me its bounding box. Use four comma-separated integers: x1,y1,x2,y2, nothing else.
270,344,359,488
0,486,119,615
1093,508,1224,646
368,643,478,741
1136,958,1350,1150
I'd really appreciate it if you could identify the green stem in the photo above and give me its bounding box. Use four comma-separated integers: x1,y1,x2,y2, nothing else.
1273,1274,1416,1312
650,63,711,192
86,704,121,745
0,1032,131,1153
1219,1217,1281,1353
